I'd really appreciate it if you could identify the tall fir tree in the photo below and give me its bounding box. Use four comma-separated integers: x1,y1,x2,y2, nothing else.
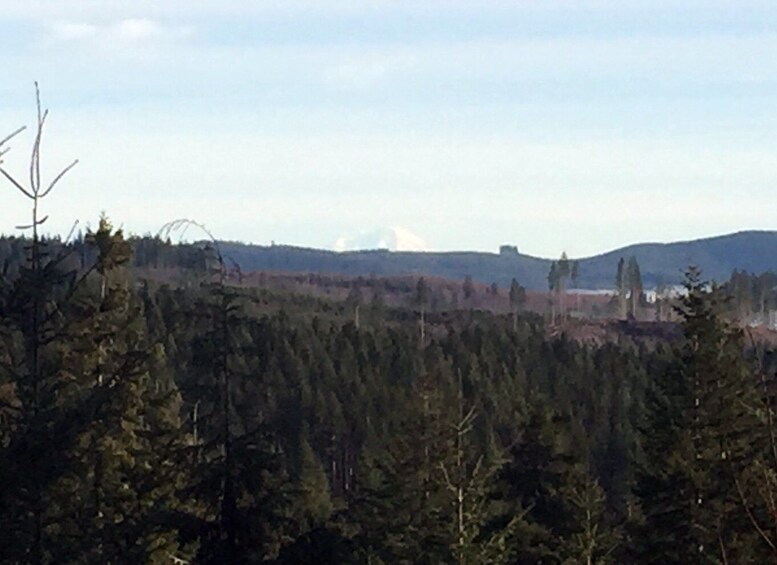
46,217,194,563
635,269,767,563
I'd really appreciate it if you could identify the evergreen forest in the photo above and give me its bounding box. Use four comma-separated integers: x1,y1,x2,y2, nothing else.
4,94,777,565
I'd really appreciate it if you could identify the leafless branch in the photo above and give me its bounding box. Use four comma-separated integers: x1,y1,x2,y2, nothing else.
64,220,80,243
30,109,48,195
0,167,33,199
35,82,42,126
2,84,79,240
40,159,79,198
158,218,231,282
734,473,776,550
0,126,25,149
159,218,219,246
438,461,456,494
15,216,48,231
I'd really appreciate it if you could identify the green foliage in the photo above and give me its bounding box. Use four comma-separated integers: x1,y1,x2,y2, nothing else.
295,436,333,526
563,477,620,564
634,269,769,563
0,217,195,563
487,406,591,563
5,218,777,563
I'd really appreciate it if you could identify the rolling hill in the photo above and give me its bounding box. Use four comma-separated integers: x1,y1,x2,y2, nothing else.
217,230,777,291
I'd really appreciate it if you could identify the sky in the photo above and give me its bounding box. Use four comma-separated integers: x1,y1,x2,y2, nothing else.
1,1,777,258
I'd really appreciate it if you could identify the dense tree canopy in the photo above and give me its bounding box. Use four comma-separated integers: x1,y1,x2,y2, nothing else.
2,222,776,563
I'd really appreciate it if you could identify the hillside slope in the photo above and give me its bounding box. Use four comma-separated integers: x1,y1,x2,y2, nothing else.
218,230,777,290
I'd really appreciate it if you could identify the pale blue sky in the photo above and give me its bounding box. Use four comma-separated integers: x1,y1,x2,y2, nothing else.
2,1,777,257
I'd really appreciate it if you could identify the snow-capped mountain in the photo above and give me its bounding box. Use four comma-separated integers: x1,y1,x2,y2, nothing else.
334,226,429,252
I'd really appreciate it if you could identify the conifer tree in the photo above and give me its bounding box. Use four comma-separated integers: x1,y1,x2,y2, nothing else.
47,216,194,563
438,369,525,565
627,256,643,319
416,277,430,346
615,258,626,319
463,275,476,306
548,261,559,324
635,269,766,563
161,220,291,563
563,476,619,564
345,353,459,564
558,252,570,318
509,278,526,332
487,405,589,564
347,410,452,564
346,282,363,329
293,434,334,529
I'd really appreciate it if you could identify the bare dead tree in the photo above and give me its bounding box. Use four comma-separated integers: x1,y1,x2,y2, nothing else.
159,218,238,563
1,83,79,239
0,83,78,565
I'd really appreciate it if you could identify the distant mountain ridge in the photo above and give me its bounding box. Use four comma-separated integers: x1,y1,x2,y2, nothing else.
217,230,777,291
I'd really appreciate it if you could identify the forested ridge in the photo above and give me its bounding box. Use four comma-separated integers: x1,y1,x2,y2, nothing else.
5,94,777,564
4,219,777,563
193,231,777,291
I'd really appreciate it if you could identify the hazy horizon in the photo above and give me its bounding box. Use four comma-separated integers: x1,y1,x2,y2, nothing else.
2,1,777,257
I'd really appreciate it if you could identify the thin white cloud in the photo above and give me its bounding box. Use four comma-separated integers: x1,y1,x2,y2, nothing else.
115,19,165,41
44,18,193,46
322,52,420,91
3,0,777,256
314,33,777,87
2,0,775,19
46,22,98,41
